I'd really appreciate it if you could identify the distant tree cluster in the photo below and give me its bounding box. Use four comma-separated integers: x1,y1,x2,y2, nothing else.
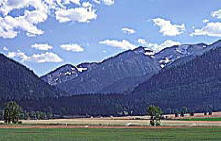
147,105,163,126
0,101,54,124
3,101,21,124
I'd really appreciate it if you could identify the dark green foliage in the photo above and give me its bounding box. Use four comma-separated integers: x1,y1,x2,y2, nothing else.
131,47,221,115
0,54,67,100
190,112,194,116
3,101,22,124
147,105,163,126
0,110,3,120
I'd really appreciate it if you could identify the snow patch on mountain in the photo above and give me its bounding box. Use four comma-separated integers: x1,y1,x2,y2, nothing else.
77,67,88,72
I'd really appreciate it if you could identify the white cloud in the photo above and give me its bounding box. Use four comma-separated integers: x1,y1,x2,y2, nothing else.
60,44,84,52
93,0,114,6
158,40,181,51
0,0,48,38
102,0,114,5
7,50,29,61
203,19,209,23
0,0,29,16
31,43,53,51
3,46,8,51
0,0,110,39
152,18,185,36
191,22,221,37
82,2,93,8
138,38,181,52
63,0,81,5
212,9,221,19
26,52,63,63
55,6,97,23
99,40,137,50
138,38,147,45
7,50,63,63
93,0,101,4
122,27,136,35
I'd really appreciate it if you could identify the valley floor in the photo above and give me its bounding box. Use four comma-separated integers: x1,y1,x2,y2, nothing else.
1,111,221,127
1,113,221,141
0,127,220,141
2,119,221,127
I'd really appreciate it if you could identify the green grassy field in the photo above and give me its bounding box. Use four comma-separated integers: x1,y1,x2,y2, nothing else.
179,117,221,121
0,128,221,141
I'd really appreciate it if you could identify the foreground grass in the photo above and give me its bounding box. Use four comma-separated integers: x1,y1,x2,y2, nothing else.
179,117,221,121
0,127,221,141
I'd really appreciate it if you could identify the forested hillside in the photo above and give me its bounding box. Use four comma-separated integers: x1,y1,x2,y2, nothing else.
131,47,221,114
0,54,66,100
56,47,161,95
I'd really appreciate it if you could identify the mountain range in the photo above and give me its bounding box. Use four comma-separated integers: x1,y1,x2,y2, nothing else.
0,40,221,116
41,41,218,95
130,44,221,114
42,48,161,94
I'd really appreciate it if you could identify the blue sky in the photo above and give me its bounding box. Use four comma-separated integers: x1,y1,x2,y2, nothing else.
0,0,221,76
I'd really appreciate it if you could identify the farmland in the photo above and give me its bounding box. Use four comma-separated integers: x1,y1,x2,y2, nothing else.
2,112,221,127
179,118,221,121
1,113,221,140
0,127,221,141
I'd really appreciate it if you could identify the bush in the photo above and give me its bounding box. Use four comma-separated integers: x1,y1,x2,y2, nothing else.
150,120,155,126
180,113,184,117
156,120,161,126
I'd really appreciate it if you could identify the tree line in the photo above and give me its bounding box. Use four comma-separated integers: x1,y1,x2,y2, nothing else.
0,102,53,124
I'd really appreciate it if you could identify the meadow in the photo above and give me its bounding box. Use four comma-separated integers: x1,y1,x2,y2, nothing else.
0,127,221,141
18,116,221,127
179,117,221,121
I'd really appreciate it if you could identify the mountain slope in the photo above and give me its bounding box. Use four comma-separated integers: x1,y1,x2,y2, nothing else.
20,46,221,116
154,43,208,68
41,41,217,95
41,64,80,85
131,46,221,114
0,54,67,100
56,47,161,95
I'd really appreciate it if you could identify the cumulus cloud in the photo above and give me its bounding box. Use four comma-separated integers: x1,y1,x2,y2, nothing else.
63,0,81,5
26,52,63,63
55,2,97,23
31,43,53,50
122,27,136,35
0,0,112,39
3,46,8,51
152,18,185,36
137,39,147,45
93,0,114,6
138,38,181,52
212,9,221,19
60,44,84,52
99,40,137,50
7,50,29,61
191,22,221,37
7,50,63,63
0,0,48,38
203,19,209,23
